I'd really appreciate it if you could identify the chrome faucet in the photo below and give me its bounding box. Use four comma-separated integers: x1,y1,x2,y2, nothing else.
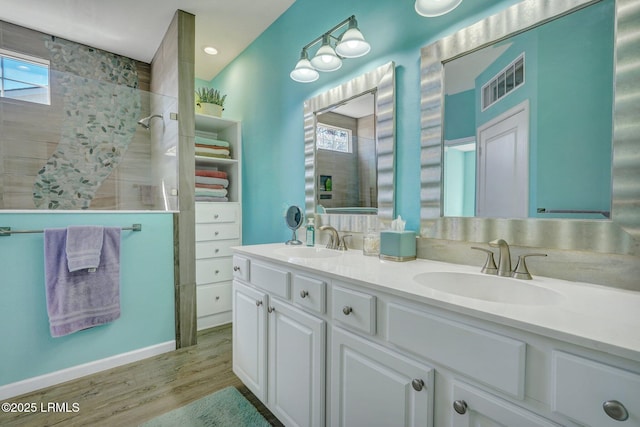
319,225,340,250
489,239,512,277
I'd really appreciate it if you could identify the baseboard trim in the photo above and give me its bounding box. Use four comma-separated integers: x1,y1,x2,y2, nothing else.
0,341,176,400
197,311,231,331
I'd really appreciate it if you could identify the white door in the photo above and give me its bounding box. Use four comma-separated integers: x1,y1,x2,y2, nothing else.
232,280,268,400
267,298,325,427
476,100,530,218
331,327,434,427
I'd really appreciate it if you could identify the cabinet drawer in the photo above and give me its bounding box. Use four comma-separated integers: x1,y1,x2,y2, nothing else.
250,262,290,299
196,222,239,241
197,282,232,316
332,284,376,335
387,303,525,398
552,351,640,427
293,274,326,314
195,202,239,223
196,239,239,259
232,255,250,282
196,258,233,284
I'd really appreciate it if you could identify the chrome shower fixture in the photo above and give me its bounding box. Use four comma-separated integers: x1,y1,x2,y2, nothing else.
137,114,163,129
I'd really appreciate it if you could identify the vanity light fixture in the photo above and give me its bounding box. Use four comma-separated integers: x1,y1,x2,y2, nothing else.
415,0,463,17
290,15,370,83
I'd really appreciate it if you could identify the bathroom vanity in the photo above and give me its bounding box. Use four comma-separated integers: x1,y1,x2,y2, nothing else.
232,244,640,427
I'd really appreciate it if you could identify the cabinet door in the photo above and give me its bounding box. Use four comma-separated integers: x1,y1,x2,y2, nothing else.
331,327,434,427
452,381,561,427
232,281,268,400
267,298,325,427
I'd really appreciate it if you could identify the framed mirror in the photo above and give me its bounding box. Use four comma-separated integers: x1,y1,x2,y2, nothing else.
419,0,640,255
304,61,395,233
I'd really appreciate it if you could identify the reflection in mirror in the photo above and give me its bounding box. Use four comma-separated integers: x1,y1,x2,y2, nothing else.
420,0,640,255
304,61,395,233
315,92,377,215
442,1,614,219
285,205,304,245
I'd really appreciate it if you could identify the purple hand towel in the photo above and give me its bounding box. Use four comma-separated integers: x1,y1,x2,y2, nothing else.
44,227,121,337
66,225,104,272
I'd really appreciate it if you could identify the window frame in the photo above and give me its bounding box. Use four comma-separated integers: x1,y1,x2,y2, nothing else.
315,122,353,154
0,48,51,105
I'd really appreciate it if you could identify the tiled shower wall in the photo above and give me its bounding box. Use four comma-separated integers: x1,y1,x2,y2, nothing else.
0,20,175,210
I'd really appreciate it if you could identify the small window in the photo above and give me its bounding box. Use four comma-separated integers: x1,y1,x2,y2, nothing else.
0,49,50,105
316,123,352,153
481,53,524,111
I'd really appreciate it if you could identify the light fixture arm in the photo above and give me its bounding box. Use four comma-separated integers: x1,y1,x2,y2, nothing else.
300,15,356,52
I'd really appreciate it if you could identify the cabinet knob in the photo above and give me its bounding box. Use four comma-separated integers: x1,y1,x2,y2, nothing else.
215,296,220,301
343,306,353,315
215,231,219,236
215,270,220,274
255,300,263,307
411,379,425,391
233,266,240,272
453,400,468,415
214,214,219,219
300,290,309,298
268,306,275,313
215,248,220,254
603,400,629,421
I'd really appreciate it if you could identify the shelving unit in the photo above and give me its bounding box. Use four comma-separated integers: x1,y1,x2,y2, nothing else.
194,113,242,330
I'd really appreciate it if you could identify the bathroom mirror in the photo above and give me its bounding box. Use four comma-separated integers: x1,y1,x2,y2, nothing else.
420,0,640,255
304,61,395,233
285,205,304,245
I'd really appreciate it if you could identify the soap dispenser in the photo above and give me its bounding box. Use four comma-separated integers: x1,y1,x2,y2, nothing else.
305,218,315,247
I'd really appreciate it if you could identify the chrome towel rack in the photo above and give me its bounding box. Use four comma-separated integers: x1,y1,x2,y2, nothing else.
0,224,142,237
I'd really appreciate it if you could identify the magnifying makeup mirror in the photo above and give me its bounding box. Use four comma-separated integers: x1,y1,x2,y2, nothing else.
285,205,304,245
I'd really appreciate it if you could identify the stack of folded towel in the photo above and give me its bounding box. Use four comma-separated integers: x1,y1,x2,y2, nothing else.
195,136,231,159
195,169,229,202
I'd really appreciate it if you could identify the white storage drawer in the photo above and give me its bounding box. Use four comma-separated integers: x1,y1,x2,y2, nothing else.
197,282,232,316
196,222,239,241
387,303,525,398
293,274,326,314
332,284,376,335
195,202,239,223
552,351,640,427
250,262,291,299
232,256,250,282
196,239,239,259
196,258,233,284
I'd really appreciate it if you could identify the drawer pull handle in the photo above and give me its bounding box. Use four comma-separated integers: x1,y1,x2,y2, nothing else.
233,266,240,272
453,400,468,415
411,379,425,392
300,290,309,298
215,270,220,274
215,296,220,301
255,300,263,307
343,306,353,315
214,214,219,219
215,231,219,236
603,400,629,421
268,306,275,313
215,249,220,254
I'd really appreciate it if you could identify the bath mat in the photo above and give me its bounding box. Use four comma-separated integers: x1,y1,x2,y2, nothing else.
139,386,271,427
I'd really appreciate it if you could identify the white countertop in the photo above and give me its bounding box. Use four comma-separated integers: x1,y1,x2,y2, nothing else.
234,243,640,362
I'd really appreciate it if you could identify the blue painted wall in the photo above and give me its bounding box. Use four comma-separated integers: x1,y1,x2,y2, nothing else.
204,0,522,243
0,212,175,387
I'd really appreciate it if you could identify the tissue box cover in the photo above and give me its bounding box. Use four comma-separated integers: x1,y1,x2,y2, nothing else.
380,231,416,261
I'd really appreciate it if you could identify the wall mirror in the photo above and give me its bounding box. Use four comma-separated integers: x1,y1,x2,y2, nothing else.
305,61,395,232
420,0,640,255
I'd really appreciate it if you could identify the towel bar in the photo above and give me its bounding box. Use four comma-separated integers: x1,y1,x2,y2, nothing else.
0,224,142,237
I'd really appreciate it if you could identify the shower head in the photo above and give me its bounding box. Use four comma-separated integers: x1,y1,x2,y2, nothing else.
137,114,163,129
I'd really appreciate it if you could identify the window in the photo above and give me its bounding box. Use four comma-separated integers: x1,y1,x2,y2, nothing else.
316,123,352,153
481,53,524,111
0,49,50,105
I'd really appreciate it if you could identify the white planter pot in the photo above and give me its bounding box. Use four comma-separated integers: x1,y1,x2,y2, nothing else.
196,102,223,117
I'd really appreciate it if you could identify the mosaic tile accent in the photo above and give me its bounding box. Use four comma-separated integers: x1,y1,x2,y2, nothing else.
33,38,141,209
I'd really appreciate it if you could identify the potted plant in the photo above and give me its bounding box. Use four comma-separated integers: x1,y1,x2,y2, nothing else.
195,87,227,117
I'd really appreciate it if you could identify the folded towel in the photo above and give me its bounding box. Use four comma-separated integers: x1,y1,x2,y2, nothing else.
66,226,104,272
195,188,228,198
196,176,229,187
195,169,227,179
196,143,228,151
196,183,225,190
44,227,121,337
195,146,230,157
195,196,229,202
195,136,230,148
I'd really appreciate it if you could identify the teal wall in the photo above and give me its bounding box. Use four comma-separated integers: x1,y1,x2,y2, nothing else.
0,212,175,387
205,0,521,243
445,89,476,140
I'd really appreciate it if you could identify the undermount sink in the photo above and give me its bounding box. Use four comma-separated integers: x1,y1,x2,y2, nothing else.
413,272,562,305
275,246,342,260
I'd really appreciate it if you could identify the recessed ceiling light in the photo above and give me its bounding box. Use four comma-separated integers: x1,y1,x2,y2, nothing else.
203,46,218,55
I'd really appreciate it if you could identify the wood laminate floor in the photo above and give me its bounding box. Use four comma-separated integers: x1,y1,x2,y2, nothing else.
1,324,284,427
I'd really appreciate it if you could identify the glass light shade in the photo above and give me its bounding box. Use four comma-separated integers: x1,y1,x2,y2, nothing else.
310,42,342,72
415,0,463,17
290,58,319,83
336,28,371,58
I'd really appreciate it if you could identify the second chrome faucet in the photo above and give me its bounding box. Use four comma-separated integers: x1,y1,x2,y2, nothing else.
318,225,350,251
472,239,546,280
